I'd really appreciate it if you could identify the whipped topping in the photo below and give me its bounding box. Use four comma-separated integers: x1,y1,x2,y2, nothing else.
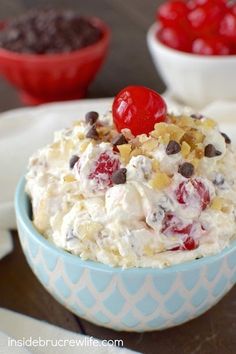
26,111,236,268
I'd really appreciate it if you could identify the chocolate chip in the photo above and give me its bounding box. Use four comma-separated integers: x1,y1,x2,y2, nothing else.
213,174,225,186
66,229,76,241
112,168,127,185
86,124,99,140
85,111,99,125
151,209,165,223
0,9,102,54
204,144,222,158
69,155,79,169
178,162,194,178
190,113,204,120
166,140,181,155
112,134,128,146
221,132,231,144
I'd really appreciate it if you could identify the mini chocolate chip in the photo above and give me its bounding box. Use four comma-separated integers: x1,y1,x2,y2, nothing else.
190,113,204,120
112,168,127,185
204,144,222,158
166,140,181,155
213,174,225,186
151,209,165,223
112,134,128,146
69,155,79,169
86,124,99,140
66,229,76,241
85,111,99,125
221,132,231,144
178,162,194,178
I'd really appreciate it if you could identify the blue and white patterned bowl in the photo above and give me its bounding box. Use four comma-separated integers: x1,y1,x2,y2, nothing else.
15,177,236,332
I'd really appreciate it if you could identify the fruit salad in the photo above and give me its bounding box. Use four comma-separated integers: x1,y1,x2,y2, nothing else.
26,86,236,268
156,0,236,55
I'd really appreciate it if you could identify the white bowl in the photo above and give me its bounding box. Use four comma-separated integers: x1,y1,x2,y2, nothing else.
147,23,236,108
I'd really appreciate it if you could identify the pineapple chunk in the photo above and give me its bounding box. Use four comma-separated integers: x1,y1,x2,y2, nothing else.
181,141,191,158
117,144,132,164
141,138,158,152
152,159,160,172
150,172,171,190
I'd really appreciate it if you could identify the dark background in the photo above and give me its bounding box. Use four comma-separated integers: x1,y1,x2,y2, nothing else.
0,0,165,112
0,1,236,354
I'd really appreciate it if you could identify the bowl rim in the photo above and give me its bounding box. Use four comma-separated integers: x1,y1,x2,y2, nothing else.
147,22,236,61
0,17,110,62
15,176,236,274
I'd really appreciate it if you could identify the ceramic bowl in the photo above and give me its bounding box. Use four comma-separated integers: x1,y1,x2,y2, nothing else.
0,18,110,105
147,23,236,108
15,177,236,332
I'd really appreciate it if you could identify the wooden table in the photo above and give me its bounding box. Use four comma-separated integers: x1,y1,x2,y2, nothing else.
0,1,236,353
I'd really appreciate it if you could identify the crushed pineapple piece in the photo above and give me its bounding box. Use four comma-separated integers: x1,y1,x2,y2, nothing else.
34,198,49,233
211,197,231,212
63,175,76,183
181,141,191,158
190,158,200,169
59,139,74,156
202,118,216,129
152,123,169,138
51,141,60,149
72,194,84,201
211,197,223,211
79,139,91,153
130,148,142,157
195,147,204,159
118,144,132,163
77,132,85,139
160,133,170,145
181,129,205,149
78,222,103,240
149,172,171,190
151,123,185,143
141,138,159,153
152,159,160,172
143,245,155,257
138,134,149,144
97,126,110,136
144,244,165,255
47,149,61,159
175,116,196,128
169,125,185,141
73,120,83,126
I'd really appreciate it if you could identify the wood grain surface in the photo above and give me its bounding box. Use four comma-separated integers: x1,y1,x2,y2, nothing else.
0,1,236,353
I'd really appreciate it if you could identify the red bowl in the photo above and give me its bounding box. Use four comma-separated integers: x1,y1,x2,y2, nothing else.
0,18,110,105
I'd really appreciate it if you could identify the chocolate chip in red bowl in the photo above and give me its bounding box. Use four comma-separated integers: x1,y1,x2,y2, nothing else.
112,133,128,146
166,140,181,155
112,168,127,185
85,111,99,125
204,144,222,158
0,9,110,105
0,9,102,54
178,162,194,178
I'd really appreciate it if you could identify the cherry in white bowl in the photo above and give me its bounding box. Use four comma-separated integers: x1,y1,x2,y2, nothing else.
147,22,236,108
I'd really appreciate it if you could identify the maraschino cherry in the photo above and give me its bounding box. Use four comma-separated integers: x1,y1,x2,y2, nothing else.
112,86,167,136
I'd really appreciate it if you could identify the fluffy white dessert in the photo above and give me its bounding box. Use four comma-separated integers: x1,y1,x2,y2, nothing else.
26,111,236,268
